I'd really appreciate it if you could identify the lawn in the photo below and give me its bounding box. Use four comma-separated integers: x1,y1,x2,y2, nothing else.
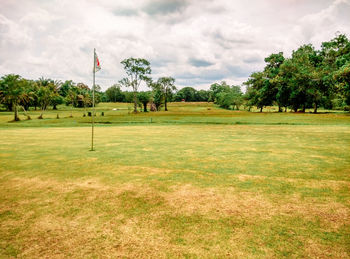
0,103,349,258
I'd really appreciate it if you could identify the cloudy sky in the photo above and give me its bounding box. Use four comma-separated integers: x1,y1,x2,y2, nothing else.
1,0,350,91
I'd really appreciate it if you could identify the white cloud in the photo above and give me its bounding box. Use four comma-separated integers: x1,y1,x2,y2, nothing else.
0,0,349,91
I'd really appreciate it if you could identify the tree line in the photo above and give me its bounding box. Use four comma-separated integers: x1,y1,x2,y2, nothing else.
0,57,218,121
1,33,349,121
0,69,213,122
0,75,103,121
244,34,350,113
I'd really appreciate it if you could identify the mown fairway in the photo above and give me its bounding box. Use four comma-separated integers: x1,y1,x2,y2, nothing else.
0,103,350,258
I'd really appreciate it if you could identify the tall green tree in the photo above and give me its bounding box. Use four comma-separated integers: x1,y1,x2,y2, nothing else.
277,45,317,112
120,58,152,113
321,34,350,109
264,52,285,111
334,62,350,107
272,75,291,112
244,72,269,112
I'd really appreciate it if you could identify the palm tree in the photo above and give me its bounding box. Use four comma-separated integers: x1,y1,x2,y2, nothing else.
0,74,23,121
18,79,35,120
52,80,62,110
36,77,57,119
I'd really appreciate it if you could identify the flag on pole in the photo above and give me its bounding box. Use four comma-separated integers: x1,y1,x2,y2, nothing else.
91,48,100,151
94,51,101,72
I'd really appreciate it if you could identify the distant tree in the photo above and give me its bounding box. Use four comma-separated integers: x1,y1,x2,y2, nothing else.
209,81,230,102
0,74,23,121
124,91,134,103
157,77,176,111
216,85,243,110
288,45,316,112
59,80,75,97
321,34,350,109
216,92,231,109
79,89,92,116
76,83,91,108
334,62,350,107
137,91,151,112
264,52,285,111
196,90,210,102
51,80,62,110
174,87,197,102
120,58,152,113
272,75,291,112
65,89,77,117
151,81,164,111
36,77,58,119
106,84,124,102
244,72,269,112
51,95,64,110
18,79,35,113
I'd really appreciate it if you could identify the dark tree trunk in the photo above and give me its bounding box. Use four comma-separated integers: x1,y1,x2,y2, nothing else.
302,103,306,113
6,103,12,111
133,91,137,113
164,95,168,111
278,105,282,112
260,107,263,112
13,103,20,121
53,104,57,110
38,107,44,119
285,107,287,112
143,102,148,112
313,102,318,114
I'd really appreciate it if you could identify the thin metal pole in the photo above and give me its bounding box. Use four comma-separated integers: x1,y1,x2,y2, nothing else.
91,48,95,151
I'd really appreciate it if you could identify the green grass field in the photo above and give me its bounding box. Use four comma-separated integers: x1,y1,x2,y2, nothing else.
1,103,350,258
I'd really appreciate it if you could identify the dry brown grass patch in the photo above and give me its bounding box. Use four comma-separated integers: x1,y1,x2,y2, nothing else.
163,184,350,230
163,184,275,220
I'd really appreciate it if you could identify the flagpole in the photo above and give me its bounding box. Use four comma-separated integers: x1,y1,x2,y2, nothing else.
91,48,95,151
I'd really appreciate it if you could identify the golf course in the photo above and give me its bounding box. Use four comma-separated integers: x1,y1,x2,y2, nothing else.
0,102,349,258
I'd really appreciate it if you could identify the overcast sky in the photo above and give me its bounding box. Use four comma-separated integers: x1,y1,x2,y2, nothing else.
1,0,350,91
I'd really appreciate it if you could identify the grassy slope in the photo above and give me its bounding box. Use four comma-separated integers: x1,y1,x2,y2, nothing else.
0,103,349,258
